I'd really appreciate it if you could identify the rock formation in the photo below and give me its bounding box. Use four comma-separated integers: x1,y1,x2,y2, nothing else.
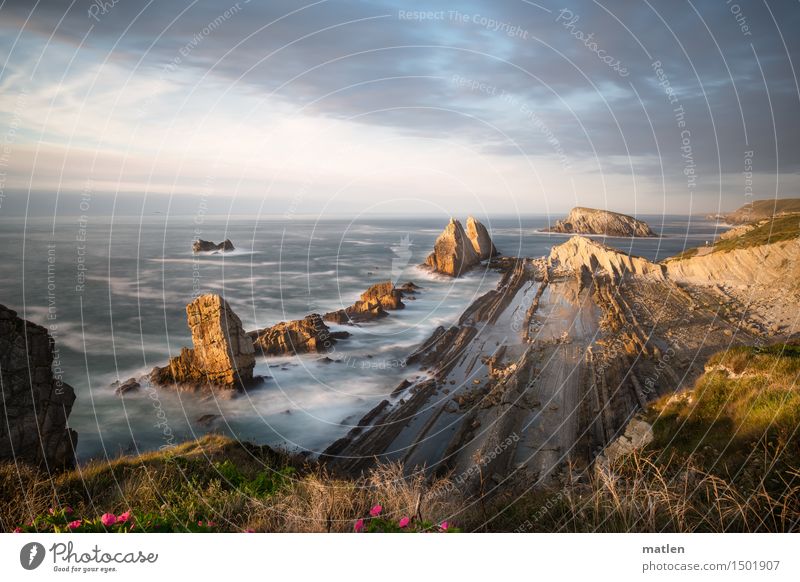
710,198,800,224
150,294,256,391
324,281,405,324
424,218,482,277
251,314,344,355
466,216,499,260
0,304,77,469
548,235,665,281
547,207,656,237
192,239,234,253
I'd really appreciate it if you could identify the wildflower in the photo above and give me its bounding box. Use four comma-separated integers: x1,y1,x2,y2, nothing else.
354,518,365,533
64,506,74,515
100,513,117,527
207,521,216,527
117,511,132,524
399,516,410,528
67,520,82,530
198,520,203,526
439,521,449,531
369,504,382,517
13,527,22,533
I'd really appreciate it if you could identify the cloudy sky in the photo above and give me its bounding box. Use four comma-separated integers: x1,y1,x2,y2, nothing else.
0,0,798,217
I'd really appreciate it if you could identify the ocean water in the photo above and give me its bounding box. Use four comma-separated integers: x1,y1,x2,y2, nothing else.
0,214,727,461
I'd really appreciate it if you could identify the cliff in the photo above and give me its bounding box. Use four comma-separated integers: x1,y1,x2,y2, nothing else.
547,207,656,237
150,294,256,391
548,235,665,281
0,304,77,469
711,198,800,224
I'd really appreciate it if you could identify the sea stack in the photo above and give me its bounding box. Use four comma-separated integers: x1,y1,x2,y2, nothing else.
192,239,235,253
547,207,656,237
425,218,482,277
0,304,77,469
150,294,256,391
466,215,499,260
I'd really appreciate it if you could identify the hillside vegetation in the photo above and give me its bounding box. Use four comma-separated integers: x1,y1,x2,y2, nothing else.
3,344,799,533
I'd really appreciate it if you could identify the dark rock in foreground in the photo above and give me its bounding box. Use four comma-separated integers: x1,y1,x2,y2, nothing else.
0,304,77,470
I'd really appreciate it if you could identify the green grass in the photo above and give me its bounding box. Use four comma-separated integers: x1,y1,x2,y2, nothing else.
712,214,800,252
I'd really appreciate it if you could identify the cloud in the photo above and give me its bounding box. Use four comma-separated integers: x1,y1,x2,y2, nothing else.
1,0,798,214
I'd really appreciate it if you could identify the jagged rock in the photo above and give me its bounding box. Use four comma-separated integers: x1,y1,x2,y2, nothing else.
251,314,337,355
397,281,422,295
466,216,499,259
150,294,256,391
548,236,665,281
0,304,77,469
598,418,653,465
547,207,656,237
323,281,404,324
112,377,140,395
424,218,482,277
192,239,234,253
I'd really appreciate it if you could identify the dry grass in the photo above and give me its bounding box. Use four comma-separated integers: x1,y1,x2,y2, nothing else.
0,436,461,533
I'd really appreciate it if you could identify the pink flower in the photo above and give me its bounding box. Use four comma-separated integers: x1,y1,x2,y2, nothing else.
439,521,449,531
100,513,117,527
116,511,132,524
369,504,382,517
67,520,82,530
198,520,203,526
13,527,22,533
244,529,255,533
207,521,216,527
398,516,410,528
64,506,74,515
354,518,365,533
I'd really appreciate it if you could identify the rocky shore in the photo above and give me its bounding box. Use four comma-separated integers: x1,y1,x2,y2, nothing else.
323,225,797,492
192,239,234,253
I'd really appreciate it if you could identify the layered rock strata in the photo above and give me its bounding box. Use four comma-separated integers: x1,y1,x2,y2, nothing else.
547,207,656,237
150,294,256,391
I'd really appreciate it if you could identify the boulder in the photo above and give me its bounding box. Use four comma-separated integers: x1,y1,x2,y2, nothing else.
424,218,482,277
192,239,235,253
112,377,140,396
323,281,404,324
547,207,656,237
150,294,256,391
466,216,499,260
0,304,77,470
251,314,337,355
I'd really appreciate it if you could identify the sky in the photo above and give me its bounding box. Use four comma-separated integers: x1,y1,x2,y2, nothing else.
0,0,798,218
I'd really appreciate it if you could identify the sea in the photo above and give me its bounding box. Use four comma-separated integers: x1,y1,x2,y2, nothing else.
0,214,729,461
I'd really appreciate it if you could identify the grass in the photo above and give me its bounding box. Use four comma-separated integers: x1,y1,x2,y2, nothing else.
0,435,461,533
3,344,799,533
664,213,800,261
712,214,800,252
481,343,800,532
